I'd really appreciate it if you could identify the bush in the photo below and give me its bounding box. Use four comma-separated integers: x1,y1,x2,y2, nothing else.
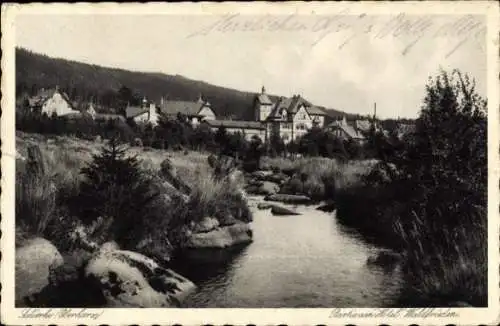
335,69,487,306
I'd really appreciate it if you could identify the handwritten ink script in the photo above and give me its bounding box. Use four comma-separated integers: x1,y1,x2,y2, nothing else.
19,308,105,320
329,307,459,319
187,12,486,58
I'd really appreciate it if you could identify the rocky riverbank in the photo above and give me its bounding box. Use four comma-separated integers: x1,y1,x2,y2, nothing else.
14,135,256,308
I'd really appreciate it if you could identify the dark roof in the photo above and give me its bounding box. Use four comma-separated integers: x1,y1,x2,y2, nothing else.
29,88,73,108
204,119,265,130
126,105,149,119
268,95,313,121
159,100,204,116
307,106,327,116
60,112,83,120
327,118,365,140
95,113,126,122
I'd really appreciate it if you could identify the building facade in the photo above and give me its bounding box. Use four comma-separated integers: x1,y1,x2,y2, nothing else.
253,87,328,143
203,120,267,142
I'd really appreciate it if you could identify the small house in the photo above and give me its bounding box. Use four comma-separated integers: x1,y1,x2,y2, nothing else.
158,95,216,126
125,97,159,126
28,86,80,117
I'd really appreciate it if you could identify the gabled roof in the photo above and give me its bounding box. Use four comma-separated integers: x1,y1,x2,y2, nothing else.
126,105,149,119
327,118,365,140
204,119,265,130
159,100,205,117
355,120,372,132
257,93,273,105
267,95,316,121
29,88,73,108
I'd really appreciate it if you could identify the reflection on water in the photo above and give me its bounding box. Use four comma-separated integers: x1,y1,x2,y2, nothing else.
171,196,403,308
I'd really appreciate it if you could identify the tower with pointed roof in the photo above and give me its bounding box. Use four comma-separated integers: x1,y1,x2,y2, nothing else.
255,85,273,121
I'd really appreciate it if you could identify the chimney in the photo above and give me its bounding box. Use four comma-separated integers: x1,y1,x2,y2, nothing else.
261,86,266,94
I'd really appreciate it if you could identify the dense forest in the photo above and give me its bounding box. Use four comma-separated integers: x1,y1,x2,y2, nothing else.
16,47,361,122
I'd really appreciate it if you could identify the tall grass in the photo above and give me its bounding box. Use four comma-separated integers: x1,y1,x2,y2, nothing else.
395,207,487,306
15,140,83,250
15,169,57,237
263,156,376,200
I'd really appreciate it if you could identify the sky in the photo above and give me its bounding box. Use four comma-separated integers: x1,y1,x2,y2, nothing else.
15,11,487,119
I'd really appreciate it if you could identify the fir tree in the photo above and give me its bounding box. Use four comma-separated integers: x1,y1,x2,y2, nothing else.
76,136,158,245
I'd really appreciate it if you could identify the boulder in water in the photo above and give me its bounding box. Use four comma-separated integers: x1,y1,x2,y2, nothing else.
265,194,312,205
257,202,274,210
270,204,301,216
15,238,64,305
192,217,220,233
316,201,336,212
184,223,253,249
85,248,196,307
218,212,239,227
251,170,274,180
258,181,280,195
263,172,289,184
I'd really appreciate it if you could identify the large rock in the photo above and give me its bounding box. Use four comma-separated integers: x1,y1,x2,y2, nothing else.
316,201,336,213
135,235,173,265
85,248,196,307
218,212,239,227
270,204,301,216
15,238,64,304
184,223,253,249
159,158,192,195
192,217,220,233
251,170,274,180
151,177,190,203
258,181,280,195
264,194,312,205
246,181,280,196
262,172,289,184
257,202,274,210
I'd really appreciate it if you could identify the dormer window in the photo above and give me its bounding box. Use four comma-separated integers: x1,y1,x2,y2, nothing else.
281,109,287,119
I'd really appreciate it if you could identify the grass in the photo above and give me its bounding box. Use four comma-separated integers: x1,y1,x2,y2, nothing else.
261,155,377,200
395,210,487,307
15,131,248,257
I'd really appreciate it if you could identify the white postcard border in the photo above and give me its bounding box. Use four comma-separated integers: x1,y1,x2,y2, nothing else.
1,2,499,325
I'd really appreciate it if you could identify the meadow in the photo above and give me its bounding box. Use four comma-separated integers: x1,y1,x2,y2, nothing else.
15,131,250,261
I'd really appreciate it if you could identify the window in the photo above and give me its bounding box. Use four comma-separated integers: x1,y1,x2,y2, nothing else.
297,123,307,130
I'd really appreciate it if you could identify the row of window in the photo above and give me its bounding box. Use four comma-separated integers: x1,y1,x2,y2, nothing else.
281,123,309,130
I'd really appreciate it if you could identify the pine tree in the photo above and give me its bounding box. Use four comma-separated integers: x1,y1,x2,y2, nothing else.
76,136,158,245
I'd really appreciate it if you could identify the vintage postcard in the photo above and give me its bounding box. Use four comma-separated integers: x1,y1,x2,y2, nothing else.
1,1,499,325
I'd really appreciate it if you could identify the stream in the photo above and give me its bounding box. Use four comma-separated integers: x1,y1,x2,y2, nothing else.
172,196,403,308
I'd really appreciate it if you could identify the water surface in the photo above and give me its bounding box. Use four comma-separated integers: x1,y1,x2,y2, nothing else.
172,196,402,307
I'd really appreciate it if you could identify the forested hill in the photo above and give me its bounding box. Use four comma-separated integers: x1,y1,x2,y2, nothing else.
16,48,356,121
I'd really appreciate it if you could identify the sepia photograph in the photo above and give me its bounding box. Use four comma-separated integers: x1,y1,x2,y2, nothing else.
1,2,499,325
